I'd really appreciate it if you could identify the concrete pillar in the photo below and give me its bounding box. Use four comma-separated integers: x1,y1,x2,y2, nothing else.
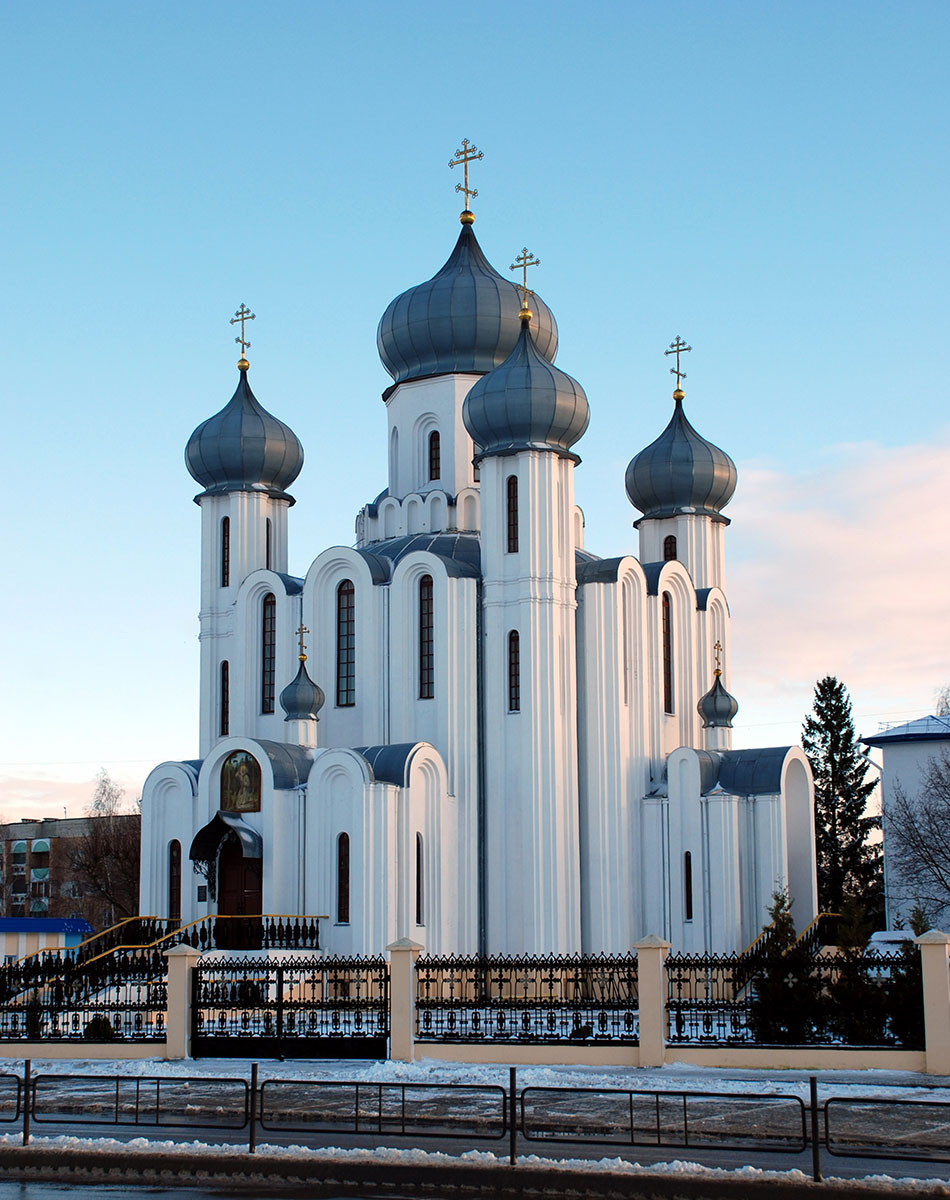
916,930,950,1074
164,944,201,1060
387,937,423,1062
633,934,671,1068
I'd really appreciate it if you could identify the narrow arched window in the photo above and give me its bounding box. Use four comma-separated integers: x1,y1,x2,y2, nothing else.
508,630,521,713
336,580,356,707
506,475,519,553
220,660,230,736
415,832,424,925
663,535,677,562
662,591,674,714
419,574,434,699
261,593,276,713
265,519,272,571
684,851,693,921
168,840,182,925
428,431,441,482
221,517,230,587
337,833,350,923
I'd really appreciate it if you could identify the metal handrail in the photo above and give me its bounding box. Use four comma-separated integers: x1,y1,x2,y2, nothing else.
14,914,164,966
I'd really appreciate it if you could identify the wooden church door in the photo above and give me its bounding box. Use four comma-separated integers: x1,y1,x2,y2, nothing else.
216,835,263,950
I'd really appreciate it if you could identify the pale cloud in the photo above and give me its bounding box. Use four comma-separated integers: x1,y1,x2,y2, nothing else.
728,434,950,745
0,767,147,824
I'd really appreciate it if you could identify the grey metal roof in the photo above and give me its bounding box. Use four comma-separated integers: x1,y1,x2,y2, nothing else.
694,750,724,796
862,715,950,747
273,572,304,596
280,660,325,722
625,397,736,521
462,320,589,459
377,223,558,385
352,743,420,787
186,368,304,502
697,673,739,729
641,562,665,596
576,556,624,585
358,533,481,580
189,811,262,862
255,739,313,789
715,747,791,796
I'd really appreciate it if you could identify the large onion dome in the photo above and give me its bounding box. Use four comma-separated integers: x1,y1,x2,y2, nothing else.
377,222,558,385
697,671,739,729
625,395,736,521
462,316,589,459
280,659,325,723
186,366,304,502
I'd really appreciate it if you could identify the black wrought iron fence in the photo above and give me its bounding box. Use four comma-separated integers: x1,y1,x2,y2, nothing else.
416,953,639,1043
31,1073,248,1129
667,947,924,1048
0,948,167,1042
192,955,389,1057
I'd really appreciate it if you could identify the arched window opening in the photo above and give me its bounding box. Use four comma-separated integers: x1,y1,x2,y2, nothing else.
662,591,674,715
220,660,230,736
663,535,677,562
390,427,399,494
506,475,519,553
337,832,350,923
473,460,480,483
265,519,272,571
428,431,441,482
336,580,356,707
415,833,424,926
419,574,434,699
261,593,276,713
221,517,230,587
684,851,693,921
168,841,182,925
508,630,521,713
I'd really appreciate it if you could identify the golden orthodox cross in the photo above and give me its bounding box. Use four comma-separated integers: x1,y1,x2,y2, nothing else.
449,139,483,210
231,304,256,358
713,640,723,675
510,247,540,304
665,335,691,389
296,623,309,660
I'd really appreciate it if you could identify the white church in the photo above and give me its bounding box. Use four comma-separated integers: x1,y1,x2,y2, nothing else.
140,163,818,957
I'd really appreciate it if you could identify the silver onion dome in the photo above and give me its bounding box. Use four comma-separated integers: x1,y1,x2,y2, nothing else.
185,368,304,501
625,396,737,521
697,672,739,729
377,223,558,385
280,660,325,723
462,317,589,459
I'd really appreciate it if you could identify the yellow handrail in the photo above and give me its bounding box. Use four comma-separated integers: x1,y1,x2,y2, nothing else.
14,914,164,966
794,911,840,946
80,913,331,968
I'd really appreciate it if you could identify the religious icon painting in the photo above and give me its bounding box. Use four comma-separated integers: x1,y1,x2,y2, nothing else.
220,750,262,813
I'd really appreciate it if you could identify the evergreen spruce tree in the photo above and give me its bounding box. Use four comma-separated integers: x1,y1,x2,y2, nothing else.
802,676,883,920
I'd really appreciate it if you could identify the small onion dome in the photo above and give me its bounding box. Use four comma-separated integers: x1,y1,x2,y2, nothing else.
185,368,304,502
625,396,737,521
377,222,558,385
280,659,325,723
462,318,589,460
697,673,739,729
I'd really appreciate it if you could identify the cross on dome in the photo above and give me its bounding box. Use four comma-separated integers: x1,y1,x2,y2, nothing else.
231,304,256,369
510,247,540,316
296,623,310,661
449,139,483,223
665,335,691,398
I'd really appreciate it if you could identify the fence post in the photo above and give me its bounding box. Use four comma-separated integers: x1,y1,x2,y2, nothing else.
915,930,950,1074
386,937,424,1062
164,944,202,1060
633,935,671,1068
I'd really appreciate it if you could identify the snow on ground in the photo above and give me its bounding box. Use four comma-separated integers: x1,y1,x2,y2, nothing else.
7,1053,948,1102
0,1133,947,1192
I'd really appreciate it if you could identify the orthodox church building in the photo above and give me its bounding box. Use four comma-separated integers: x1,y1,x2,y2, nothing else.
140,172,817,956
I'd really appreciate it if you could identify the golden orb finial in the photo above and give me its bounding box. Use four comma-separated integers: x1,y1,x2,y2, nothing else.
519,303,533,323
460,209,475,225
673,387,684,402
238,356,250,371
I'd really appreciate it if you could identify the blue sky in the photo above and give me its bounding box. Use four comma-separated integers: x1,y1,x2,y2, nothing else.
2,1,948,815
